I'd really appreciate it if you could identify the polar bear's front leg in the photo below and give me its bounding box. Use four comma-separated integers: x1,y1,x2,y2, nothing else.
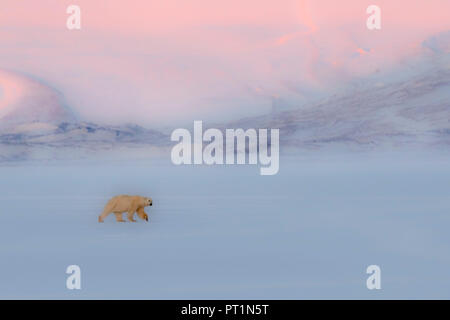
136,207,149,222
114,212,126,222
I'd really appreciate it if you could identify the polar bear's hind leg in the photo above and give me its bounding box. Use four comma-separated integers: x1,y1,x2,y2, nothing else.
98,208,112,222
98,198,118,222
114,212,126,222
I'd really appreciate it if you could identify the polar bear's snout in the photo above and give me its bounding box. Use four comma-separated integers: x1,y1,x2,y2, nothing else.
147,198,153,206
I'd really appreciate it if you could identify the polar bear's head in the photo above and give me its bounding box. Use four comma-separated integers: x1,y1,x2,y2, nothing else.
145,197,153,207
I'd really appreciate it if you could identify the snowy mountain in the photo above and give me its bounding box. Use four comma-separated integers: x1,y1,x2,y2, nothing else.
0,69,169,161
223,54,450,152
1,32,449,161
0,69,75,126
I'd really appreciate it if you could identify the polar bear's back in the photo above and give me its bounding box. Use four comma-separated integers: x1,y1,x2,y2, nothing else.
105,195,136,212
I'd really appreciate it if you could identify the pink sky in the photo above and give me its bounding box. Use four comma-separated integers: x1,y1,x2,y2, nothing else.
0,0,449,126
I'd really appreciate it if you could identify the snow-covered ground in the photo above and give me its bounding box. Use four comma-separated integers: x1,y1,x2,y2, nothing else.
0,154,449,299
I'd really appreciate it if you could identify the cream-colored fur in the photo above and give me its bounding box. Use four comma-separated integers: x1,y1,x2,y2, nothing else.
98,195,152,222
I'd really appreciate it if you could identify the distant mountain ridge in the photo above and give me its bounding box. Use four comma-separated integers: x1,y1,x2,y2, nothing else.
222,54,450,152
1,33,449,161
0,121,170,162
0,121,168,147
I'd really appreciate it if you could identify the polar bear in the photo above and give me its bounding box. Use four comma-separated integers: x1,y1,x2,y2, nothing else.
98,195,152,223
